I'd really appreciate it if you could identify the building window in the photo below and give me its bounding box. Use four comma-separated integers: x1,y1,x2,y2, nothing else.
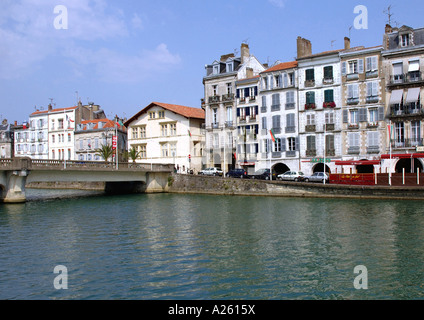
170,143,177,158
275,74,281,88
348,133,360,148
140,126,146,138
366,56,378,72
68,133,71,142
149,112,156,119
323,66,333,81
395,122,405,145
350,110,359,125
140,145,147,158
161,143,169,157
226,107,233,123
170,123,177,136
212,108,218,125
368,131,379,148
401,34,411,47
213,85,218,96
348,60,358,74
161,124,168,137
58,119,64,130
287,137,296,151
369,109,378,123
366,81,379,102
307,136,316,152
213,65,219,75
305,69,315,81
411,121,421,145
226,83,232,95
226,62,233,73
307,114,315,125
158,111,165,118
325,135,334,152
324,89,334,102
274,138,282,152
132,127,138,139
347,84,359,104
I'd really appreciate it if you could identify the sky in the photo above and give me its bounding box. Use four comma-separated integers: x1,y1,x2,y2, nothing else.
1,0,423,123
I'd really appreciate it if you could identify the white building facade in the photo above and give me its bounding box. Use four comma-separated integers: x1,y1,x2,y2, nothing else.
125,102,205,173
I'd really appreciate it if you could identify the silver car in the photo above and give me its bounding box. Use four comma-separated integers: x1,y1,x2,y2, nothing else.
199,167,223,176
304,172,329,183
277,171,305,182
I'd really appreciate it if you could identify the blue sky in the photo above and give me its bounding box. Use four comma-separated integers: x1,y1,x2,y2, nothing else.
1,0,423,123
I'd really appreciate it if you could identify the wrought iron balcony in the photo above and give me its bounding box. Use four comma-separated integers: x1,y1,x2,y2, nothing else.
306,149,316,157
209,96,220,103
305,125,316,132
271,104,280,112
305,80,315,87
391,139,424,149
389,105,424,118
388,72,424,86
222,93,235,102
285,103,295,110
324,123,335,131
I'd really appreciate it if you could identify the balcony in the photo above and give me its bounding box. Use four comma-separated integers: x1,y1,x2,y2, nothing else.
305,103,316,110
261,106,267,113
388,72,424,86
366,96,379,104
367,146,380,154
391,139,424,149
286,151,296,157
305,125,316,132
305,80,315,87
271,128,281,134
225,121,234,129
389,105,424,119
348,124,359,130
249,96,256,102
271,104,280,112
325,149,335,157
323,102,336,108
366,70,379,78
285,126,296,133
348,146,360,154
323,77,334,85
211,122,220,129
367,122,379,128
324,123,335,131
306,149,316,157
285,103,295,110
249,115,257,123
272,152,282,158
209,96,220,103
222,93,235,102
346,73,359,81
238,116,246,123
347,97,359,105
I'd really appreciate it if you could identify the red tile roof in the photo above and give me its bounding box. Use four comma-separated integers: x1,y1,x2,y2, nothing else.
125,102,205,126
261,61,298,73
80,119,120,130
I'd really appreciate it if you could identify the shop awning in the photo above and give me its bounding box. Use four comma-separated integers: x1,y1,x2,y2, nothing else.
335,160,381,166
381,153,424,159
406,87,420,103
389,89,404,105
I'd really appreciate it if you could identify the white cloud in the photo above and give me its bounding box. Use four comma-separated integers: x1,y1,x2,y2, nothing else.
268,0,286,8
0,0,181,82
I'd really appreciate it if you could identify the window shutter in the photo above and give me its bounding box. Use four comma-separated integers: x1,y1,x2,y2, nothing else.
372,82,378,96
295,137,300,151
341,62,347,76
236,89,240,98
237,108,240,117
269,76,273,89
262,117,267,130
372,56,378,71
366,57,372,71
245,88,249,98
255,105,258,115
245,107,250,116
262,96,267,107
358,59,364,73
280,138,286,151
359,108,368,122
378,106,385,121
254,86,258,96
366,82,372,96
353,84,359,98
343,109,348,123
283,73,288,88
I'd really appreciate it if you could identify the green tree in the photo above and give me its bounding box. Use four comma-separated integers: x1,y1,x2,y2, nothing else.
128,146,141,162
95,144,114,162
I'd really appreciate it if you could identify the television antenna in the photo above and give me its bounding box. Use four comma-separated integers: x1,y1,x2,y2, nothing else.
331,40,336,48
384,5,395,26
349,26,353,39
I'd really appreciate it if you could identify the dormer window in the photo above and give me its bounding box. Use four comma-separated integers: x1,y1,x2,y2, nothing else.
213,64,220,75
401,33,411,47
226,62,233,73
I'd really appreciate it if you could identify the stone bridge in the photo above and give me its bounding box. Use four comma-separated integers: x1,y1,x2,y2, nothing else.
0,158,174,203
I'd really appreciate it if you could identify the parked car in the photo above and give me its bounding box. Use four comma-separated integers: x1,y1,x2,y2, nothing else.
277,171,305,182
198,167,223,176
249,168,271,180
304,172,329,183
226,168,249,179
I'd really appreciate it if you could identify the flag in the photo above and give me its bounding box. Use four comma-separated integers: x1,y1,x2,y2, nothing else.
234,152,237,160
23,122,27,129
269,129,276,142
66,115,74,122
188,129,192,137
387,123,394,140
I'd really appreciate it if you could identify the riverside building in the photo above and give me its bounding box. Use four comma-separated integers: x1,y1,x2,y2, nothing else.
202,43,265,174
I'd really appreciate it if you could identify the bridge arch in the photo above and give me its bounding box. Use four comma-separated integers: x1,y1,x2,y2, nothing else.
0,184,5,201
272,163,290,175
312,163,331,174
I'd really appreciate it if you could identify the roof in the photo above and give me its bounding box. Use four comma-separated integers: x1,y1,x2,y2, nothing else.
261,61,298,74
79,119,122,130
297,49,344,60
125,102,205,126
31,106,77,116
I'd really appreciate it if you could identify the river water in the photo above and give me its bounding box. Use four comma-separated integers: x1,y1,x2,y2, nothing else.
1,189,424,300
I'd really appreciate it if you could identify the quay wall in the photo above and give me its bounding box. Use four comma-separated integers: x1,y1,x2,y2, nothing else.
168,174,424,200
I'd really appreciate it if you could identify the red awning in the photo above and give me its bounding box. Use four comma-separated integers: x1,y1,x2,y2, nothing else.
380,153,424,159
335,160,381,166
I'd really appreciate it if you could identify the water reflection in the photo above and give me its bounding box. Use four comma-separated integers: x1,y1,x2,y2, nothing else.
1,192,424,299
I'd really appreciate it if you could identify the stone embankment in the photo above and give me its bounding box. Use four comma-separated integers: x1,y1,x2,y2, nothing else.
168,173,424,200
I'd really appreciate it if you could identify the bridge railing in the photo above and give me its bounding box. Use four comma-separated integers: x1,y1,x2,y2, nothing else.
0,158,174,172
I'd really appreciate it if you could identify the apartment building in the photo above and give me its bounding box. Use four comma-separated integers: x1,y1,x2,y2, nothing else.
75,118,127,162
339,42,386,174
202,43,265,174
0,119,14,158
296,37,344,175
382,24,424,173
125,102,205,173
256,61,300,175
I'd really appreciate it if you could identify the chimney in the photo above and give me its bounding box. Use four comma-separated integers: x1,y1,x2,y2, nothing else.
220,53,235,62
14,121,17,126
297,37,312,59
383,24,393,50
344,37,351,50
385,24,393,34
246,67,253,79
48,104,53,111
241,43,250,65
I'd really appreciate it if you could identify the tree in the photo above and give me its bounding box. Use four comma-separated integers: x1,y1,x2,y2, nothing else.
128,146,141,162
95,144,114,162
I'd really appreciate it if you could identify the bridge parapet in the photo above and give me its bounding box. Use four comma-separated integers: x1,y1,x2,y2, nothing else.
0,158,174,172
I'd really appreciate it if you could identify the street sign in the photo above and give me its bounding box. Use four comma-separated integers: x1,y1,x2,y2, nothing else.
311,158,331,163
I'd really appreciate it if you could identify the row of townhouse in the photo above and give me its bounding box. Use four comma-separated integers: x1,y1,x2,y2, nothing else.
203,24,424,176
12,101,127,162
